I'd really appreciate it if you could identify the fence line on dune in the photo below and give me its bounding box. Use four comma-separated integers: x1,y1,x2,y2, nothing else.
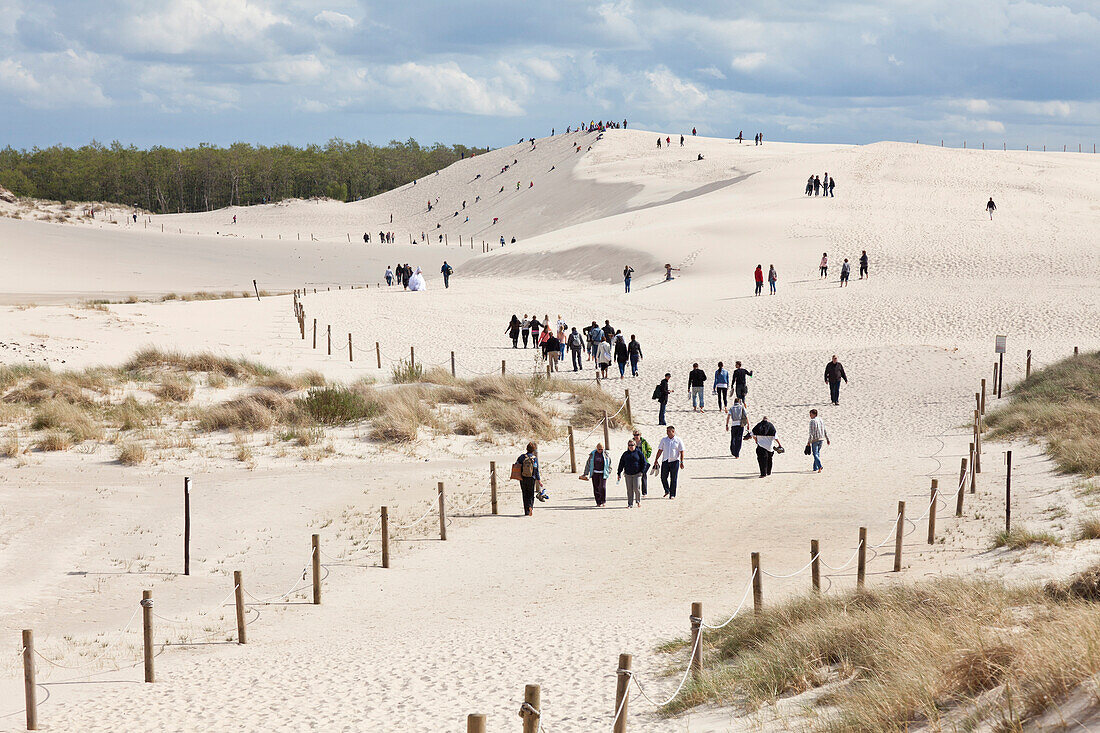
9,340,1072,731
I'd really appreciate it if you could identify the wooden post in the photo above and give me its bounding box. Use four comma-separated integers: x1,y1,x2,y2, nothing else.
927,479,938,545
810,539,820,591
312,319,317,349
311,534,321,604
142,590,154,683
751,552,762,612
545,363,551,379
490,461,498,515
252,279,260,301
502,359,506,375
568,426,577,473
377,342,382,369
1074,346,1079,356
893,501,905,572
410,345,415,367
980,379,987,415
1026,349,1032,379
437,482,447,540
990,364,997,404
614,653,632,733
974,410,982,474
602,410,610,449
183,477,191,576
856,527,867,589
381,507,390,568
451,351,456,378
467,714,487,733
22,629,37,730
956,458,968,516
1005,450,1012,533
327,325,331,356
521,684,541,733
689,602,703,678
624,389,632,426
348,334,353,362
233,571,246,644
970,443,977,493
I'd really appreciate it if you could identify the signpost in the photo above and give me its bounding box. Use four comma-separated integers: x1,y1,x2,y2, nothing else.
995,335,1007,398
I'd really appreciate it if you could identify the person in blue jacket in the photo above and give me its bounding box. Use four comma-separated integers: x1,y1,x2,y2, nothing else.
713,361,730,410
581,443,613,507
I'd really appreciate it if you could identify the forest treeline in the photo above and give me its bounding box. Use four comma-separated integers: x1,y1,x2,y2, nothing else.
0,138,486,213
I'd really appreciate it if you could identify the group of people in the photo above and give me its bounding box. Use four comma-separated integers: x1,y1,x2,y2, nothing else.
504,316,644,378
384,264,427,291
804,173,836,197
819,251,869,285
753,264,779,295
364,231,396,243
566,120,627,133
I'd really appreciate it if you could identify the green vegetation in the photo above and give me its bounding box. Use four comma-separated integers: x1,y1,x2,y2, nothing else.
0,138,486,212
297,387,380,425
660,571,1100,731
992,525,1062,549
985,350,1100,475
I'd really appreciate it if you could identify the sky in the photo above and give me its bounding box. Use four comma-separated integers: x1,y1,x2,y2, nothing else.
2,0,1099,150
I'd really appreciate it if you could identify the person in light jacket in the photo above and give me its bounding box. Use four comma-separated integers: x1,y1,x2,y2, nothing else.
596,339,613,379
581,443,613,507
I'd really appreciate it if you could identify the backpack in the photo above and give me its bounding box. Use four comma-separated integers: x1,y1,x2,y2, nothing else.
651,384,662,400
521,455,535,478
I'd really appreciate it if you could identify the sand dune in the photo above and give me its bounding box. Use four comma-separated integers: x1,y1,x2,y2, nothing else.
1,131,1098,731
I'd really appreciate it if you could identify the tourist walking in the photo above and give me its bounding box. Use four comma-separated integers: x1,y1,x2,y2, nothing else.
732,361,753,405
840,258,851,286
828,176,835,197
688,363,707,411
441,261,453,288
617,439,648,508
725,398,749,458
806,409,829,472
514,442,543,516
768,265,778,294
385,266,394,286
627,335,643,377
614,335,629,379
521,315,531,348
819,253,828,278
824,354,848,405
623,265,634,293
651,426,686,498
596,337,613,378
632,428,652,495
653,372,673,425
581,443,612,507
987,197,997,219
859,250,868,279
506,315,521,348
567,327,584,371
754,264,764,296
751,417,782,477
530,317,541,348
545,331,561,372
713,361,730,410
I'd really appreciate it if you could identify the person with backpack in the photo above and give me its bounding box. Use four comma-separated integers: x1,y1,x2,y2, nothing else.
688,363,707,411
545,330,561,372
627,335,643,377
653,372,673,425
713,361,730,410
567,327,585,371
725,398,749,458
440,261,454,288
768,265,778,295
581,443,613,507
616,438,649,508
506,315,521,348
513,442,543,516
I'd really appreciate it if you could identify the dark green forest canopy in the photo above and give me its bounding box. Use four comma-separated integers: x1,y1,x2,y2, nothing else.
0,138,487,214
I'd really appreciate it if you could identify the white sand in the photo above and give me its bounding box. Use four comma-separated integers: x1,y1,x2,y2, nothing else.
1,130,1098,731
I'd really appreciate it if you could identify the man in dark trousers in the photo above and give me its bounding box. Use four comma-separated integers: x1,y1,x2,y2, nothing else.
751,416,781,477
653,372,673,425
732,361,753,405
688,363,707,411
441,261,453,288
824,355,848,405
986,197,996,219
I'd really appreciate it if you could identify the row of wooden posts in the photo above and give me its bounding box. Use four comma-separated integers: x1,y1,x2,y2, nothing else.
921,142,1098,153
17,346,1074,730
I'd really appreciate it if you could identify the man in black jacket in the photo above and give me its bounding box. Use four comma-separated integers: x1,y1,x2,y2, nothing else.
751,417,781,477
688,363,707,412
824,355,848,405
732,361,753,405
654,373,673,425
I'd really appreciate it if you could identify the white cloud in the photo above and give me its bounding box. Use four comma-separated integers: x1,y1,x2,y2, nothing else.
0,51,109,108
520,58,562,83
119,0,289,56
251,55,327,84
139,64,238,112
979,119,1005,133
0,58,39,95
731,52,767,72
861,32,879,45
361,61,524,116
887,54,903,66
697,66,726,80
314,10,355,29
964,99,991,114
641,66,708,111
1018,100,1073,117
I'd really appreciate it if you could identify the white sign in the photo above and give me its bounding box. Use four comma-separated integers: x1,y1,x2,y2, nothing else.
995,335,1007,354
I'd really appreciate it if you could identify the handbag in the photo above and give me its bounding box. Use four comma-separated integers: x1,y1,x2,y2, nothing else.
804,445,812,456
510,463,523,481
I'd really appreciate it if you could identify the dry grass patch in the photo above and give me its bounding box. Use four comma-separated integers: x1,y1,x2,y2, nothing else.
258,371,325,392
109,396,162,431
986,351,1100,475
31,399,104,441
195,390,298,432
370,387,440,442
992,525,1062,549
37,430,72,451
1078,516,1100,541
155,375,194,402
116,441,146,465
2,430,20,457
660,573,1100,731
125,347,275,380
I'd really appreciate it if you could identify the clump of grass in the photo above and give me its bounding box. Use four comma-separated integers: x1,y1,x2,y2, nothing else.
370,387,439,442
297,386,379,424
452,415,482,436
985,351,1100,475
5,369,114,405
258,371,325,392
660,574,1100,731
125,347,275,379
1077,516,1100,541
474,397,558,441
391,358,424,384
196,390,297,432
562,381,631,430
2,430,20,457
155,375,194,402
992,525,1062,549
280,427,325,446
0,364,46,391
110,396,161,431
31,399,104,441
116,441,146,465
37,430,73,451
233,434,254,463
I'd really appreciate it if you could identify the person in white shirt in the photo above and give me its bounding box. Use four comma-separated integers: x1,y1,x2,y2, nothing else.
807,409,829,472
725,398,749,458
751,417,782,478
651,425,686,498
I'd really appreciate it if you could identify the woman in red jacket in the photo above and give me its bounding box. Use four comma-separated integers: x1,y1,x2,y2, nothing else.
754,265,764,296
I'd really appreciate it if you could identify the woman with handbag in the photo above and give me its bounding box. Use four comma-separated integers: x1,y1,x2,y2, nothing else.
580,443,613,507
512,442,543,516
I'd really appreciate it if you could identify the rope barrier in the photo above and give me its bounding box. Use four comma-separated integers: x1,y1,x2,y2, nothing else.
700,570,756,630
31,607,141,671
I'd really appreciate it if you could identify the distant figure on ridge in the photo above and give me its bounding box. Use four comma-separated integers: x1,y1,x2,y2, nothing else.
987,197,997,219
623,264,634,293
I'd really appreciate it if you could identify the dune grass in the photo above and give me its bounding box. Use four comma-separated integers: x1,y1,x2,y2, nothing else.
124,347,276,380
297,386,380,425
985,350,1100,475
31,399,104,441
36,430,73,451
659,571,1100,731
992,524,1062,549
116,441,146,465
